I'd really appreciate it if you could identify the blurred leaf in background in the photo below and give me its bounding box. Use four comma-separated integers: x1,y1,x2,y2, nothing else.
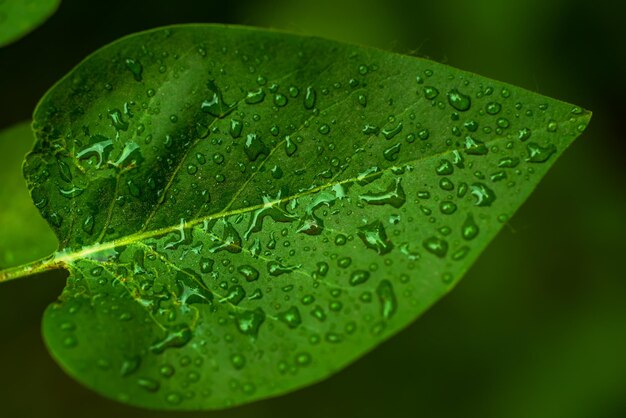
0,122,57,269
0,0,624,417
0,0,60,47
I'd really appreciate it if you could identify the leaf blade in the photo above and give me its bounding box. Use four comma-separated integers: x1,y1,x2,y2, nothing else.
23,24,590,409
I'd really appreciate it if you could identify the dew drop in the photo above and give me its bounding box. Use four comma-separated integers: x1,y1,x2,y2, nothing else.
357,220,394,255
349,270,370,286
304,86,316,109
279,306,302,329
447,89,471,111
423,236,449,258
376,280,397,320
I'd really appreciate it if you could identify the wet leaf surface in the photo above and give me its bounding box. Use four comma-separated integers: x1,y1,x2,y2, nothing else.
13,24,591,409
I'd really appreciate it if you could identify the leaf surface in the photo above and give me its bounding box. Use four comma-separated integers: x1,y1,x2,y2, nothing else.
0,0,60,47
18,24,591,409
0,122,57,269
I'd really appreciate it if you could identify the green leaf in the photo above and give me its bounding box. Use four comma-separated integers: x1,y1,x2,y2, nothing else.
0,0,60,47
0,122,57,269
4,24,590,409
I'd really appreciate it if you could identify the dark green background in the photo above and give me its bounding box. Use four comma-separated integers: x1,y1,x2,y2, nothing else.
1,0,624,417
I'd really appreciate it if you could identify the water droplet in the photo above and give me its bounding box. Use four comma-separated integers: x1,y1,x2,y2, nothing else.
222,285,246,305
244,133,269,161
447,89,471,111
490,171,507,182
376,280,397,320
439,177,454,191
337,257,352,268
304,86,316,109
360,178,406,208
81,215,95,234
498,156,520,168
201,80,235,118
125,58,143,82
137,377,160,392
423,236,449,258
383,143,402,161
439,201,457,214
237,265,259,282
518,127,532,141
357,166,383,185
199,257,214,273
49,212,63,227
547,120,558,132
452,246,470,261
120,356,141,376
231,354,246,370
165,392,183,406
159,365,175,378
464,136,488,155
357,220,394,255
285,136,298,156
273,93,288,107
470,183,496,206
349,270,370,286
382,122,403,140
485,102,502,115
108,109,129,131
186,164,198,175
526,142,556,163
150,324,193,354
230,119,243,138
267,261,301,276
209,220,242,253
59,185,84,199
423,86,439,100
62,335,77,348
279,306,302,329
76,137,113,168
235,308,265,337
462,214,479,240
418,129,430,140
311,305,327,322
436,159,454,175
245,88,265,104
295,352,312,366
318,124,330,135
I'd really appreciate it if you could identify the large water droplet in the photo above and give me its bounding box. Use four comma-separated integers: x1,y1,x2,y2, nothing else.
447,89,471,111
150,324,193,354
462,214,479,240
376,280,397,320
423,236,449,258
470,183,496,207
359,178,406,208
234,308,265,337
278,306,302,329
526,142,556,163
357,220,394,255
125,58,143,82
244,133,269,162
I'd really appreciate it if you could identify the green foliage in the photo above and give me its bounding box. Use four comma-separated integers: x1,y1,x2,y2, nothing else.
0,122,57,269
1,24,590,409
0,0,60,47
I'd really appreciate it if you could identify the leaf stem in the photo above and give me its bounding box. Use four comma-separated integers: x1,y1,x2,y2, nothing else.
0,256,63,283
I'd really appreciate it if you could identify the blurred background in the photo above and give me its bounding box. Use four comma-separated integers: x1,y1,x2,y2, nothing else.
0,0,625,417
